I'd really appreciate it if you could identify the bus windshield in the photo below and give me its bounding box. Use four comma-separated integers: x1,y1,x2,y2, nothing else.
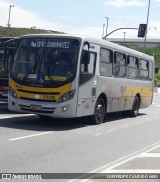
0,48,12,78
0,49,5,72
0,39,17,78
11,38,80,87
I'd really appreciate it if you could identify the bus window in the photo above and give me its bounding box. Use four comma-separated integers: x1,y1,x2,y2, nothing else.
149,61,153,81
127,56,139,79
139,59,149,80
114,52,126,77
0,50,5,70
17,49,28,72
81,52,96,74
100,48,113,77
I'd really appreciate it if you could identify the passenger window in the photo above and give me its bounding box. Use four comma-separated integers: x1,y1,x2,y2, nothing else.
114,52,126,77
127,56,139,79
100,48,113,77
149,61,153,80
139,59,149,80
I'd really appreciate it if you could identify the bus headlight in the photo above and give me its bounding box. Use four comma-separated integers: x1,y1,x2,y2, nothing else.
58,89,76,103
9,86,17,98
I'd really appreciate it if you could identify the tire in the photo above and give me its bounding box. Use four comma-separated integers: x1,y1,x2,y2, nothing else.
91,97,106,125
128,96,140,117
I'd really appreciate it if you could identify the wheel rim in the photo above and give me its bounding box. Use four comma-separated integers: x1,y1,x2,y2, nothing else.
95,102,105,124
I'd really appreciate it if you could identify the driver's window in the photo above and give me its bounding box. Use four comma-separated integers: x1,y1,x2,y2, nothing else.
81,52,96,74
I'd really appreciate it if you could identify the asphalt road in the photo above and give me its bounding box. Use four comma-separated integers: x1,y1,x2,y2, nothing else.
0,94,160,182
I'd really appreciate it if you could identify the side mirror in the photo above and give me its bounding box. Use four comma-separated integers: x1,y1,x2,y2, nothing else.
81,41,90,64
84,41,90,49
81,50,90,64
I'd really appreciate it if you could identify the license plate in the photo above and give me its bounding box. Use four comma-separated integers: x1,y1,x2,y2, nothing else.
0,86,8,90
43,95,55,100
30,105,42,110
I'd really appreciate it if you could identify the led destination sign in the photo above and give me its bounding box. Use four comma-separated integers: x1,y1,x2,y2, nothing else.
30,40,71,49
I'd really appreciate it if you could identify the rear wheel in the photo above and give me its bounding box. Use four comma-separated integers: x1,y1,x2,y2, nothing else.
91,97,106,125
128,96,140,117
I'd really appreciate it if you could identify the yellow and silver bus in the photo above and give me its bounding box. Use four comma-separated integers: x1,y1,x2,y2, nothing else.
8,34,154,124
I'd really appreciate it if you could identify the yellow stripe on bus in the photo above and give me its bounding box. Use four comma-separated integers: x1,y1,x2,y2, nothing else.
124,86,153,97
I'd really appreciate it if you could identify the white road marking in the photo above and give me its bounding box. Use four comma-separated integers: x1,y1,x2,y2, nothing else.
0,114,35,119
102,142,160,172
138,153,160,158
68,141,160,182
9,131,53,141
155,105,160,107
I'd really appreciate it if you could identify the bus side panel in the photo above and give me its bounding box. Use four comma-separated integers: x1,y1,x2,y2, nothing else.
96,76,127,113
76,77,97,117
140,85,153,108
96,76,153,113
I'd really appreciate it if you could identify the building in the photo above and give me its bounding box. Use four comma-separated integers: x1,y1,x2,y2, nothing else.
107,38,160,48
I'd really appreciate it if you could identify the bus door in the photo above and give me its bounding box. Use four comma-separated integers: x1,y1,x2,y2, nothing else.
76,43,98,117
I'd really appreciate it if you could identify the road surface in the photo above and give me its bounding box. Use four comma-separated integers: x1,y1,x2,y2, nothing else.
0,94,160,181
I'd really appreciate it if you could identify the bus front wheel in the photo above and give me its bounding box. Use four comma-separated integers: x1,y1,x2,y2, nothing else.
91,97,106,125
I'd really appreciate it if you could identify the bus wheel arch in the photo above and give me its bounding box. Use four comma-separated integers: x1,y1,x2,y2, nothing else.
91,93,107,125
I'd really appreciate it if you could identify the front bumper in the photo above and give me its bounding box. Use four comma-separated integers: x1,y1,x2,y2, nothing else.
8,95,77,118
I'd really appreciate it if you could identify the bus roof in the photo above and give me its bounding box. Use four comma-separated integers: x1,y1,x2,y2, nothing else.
4,38,19,48
0,37,19,48
0,37,17,43
19,34,154,60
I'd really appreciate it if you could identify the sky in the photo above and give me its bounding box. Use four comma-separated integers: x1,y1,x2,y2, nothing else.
0,0,160,39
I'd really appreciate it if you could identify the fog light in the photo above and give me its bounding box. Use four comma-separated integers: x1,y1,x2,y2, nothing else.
63,107,67,111
61,105,70,112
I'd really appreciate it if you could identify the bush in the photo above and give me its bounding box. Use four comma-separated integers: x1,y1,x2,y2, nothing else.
155,72,160,87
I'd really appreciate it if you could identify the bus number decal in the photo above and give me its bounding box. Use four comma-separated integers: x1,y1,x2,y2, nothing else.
43,95,55,100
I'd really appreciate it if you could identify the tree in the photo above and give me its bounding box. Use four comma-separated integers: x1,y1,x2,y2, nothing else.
124,43,160,66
